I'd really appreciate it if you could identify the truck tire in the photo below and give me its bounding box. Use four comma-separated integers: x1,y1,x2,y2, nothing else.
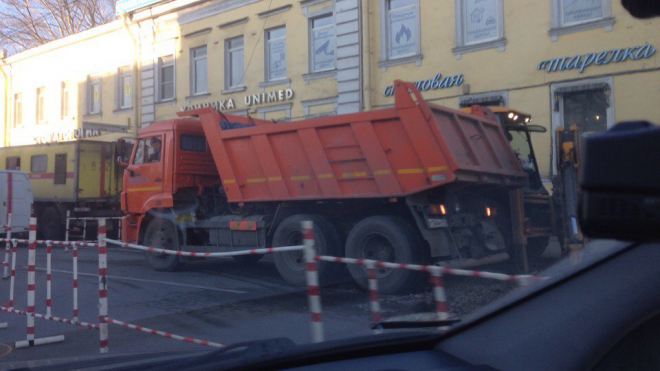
40,207,64,241
273,215,345,286
345,216,426,295
527,236,550,262
143,218,182,272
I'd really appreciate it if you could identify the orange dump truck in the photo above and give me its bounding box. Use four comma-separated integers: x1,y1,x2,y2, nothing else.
121,81,527,294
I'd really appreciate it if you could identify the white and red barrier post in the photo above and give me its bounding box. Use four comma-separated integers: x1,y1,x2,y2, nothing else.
26,218,37,345
430,267,449,330
303,221,324,343
98,219,109,353
72,242,79,321
64,210,71,251
8,240,17,308
46,241,52,316
3,213,12,279
365,261,383,334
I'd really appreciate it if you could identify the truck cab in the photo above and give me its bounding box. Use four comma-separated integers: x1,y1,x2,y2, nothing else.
120,119,219,243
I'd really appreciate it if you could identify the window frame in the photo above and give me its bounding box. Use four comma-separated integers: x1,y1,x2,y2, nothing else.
452,0,506,59
549,0,613,41
378,0,422,71
36,87,46,124
224,35,245,90
116,66,133,110
309,13,336,74
13,93,22,128
86,75,101,115
30,154,47,173
158,55,175,102
5,156,20,170
265,26,287,82
61,82,73,119
190,46,208,96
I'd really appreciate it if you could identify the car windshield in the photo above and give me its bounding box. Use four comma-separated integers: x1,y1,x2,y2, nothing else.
0,0,656,368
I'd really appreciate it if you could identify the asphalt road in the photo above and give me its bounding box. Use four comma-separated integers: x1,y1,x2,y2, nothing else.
0,241,561,367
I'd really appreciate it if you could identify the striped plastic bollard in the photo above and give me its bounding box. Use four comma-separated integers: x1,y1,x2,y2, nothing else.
303,221,324,343
366,261,383,334
98,219,109,353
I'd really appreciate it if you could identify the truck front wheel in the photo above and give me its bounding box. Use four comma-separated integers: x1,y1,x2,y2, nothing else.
143,219,182,272
346,216,426,295
272,215,345,286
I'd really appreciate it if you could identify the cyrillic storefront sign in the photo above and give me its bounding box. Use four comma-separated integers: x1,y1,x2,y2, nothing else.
537,43,656,74
382,73,464,97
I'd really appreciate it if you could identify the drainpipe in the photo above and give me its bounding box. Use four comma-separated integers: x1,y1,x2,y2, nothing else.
361,0,372,111
0,52,9,147
120,12,141,138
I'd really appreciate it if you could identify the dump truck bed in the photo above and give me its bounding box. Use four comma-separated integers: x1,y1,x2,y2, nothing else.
184,80,525,203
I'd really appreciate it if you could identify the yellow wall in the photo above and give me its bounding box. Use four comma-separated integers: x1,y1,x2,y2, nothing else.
2,0,659,184
1,22,137,147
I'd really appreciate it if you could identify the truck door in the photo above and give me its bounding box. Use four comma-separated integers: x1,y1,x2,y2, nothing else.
125,135,165,214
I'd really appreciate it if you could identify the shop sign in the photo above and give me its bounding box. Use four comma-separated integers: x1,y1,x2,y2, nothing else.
382,73,464,97
181,88,294,111
537,43,656,74
34,128,101,144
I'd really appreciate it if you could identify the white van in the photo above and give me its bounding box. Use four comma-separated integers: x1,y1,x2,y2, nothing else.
0,170,33,234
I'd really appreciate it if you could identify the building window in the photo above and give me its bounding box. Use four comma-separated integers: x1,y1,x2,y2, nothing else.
550,77,614,175
5,156,20,170
117,66,133,110
36,87,46,124
453,0,505,58
266,27,287,81
258,103,292,121
225,36,245,89
378,0,421,70
190,46,208,96
550,0,613,40
158,55,175,101
87,75,101,114
61,82,73,119
13,93,22,128
310,14,335,73
31,154,47,173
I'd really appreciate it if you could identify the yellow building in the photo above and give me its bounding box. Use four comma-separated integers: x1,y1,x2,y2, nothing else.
2,0,659,189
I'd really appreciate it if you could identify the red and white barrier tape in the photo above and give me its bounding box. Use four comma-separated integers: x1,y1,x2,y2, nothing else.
98,220,109,353
103,238,304,257
0,306,99,329
0,238,98,248
105,317,225,348
302,221,324,343
315,256,541,283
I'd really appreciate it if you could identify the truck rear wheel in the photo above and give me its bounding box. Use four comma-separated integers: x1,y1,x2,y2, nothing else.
143,219,182,272
272,215,345,286
345,216,426,295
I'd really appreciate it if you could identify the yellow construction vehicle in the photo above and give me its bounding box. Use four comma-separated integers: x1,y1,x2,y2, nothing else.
0,140,127,239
